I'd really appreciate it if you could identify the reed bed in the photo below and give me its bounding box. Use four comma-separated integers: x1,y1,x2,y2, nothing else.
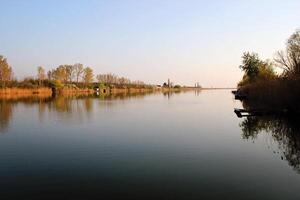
240,79,300,111
0,87,52,97
57,88,94,95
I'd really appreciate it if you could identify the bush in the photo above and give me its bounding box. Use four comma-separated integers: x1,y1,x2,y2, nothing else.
48,80,63,89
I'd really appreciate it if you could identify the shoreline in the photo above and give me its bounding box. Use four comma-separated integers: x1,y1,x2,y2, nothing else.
234,79,300,116
0,86,201,98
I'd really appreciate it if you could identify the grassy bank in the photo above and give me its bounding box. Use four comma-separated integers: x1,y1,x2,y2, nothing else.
0,87,52,96
0,81,197,98
101,86,156,94
56,88,95,95
0,85,159,97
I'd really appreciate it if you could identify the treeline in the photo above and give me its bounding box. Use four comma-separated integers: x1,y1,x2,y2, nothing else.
96,74,145,86
0,59,149,89
238,29,300,110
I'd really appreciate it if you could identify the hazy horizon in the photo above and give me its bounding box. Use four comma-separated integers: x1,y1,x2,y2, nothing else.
1,0,299,87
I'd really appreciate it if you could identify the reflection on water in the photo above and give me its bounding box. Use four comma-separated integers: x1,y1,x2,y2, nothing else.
240,116,300,173
1,90,300,199
0,100,13,132
0,92,157,133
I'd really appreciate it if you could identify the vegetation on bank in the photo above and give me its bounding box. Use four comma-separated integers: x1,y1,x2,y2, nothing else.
237,29,300,111
0,58,154,92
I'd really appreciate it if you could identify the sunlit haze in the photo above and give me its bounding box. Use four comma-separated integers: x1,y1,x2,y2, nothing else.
1,0,299,87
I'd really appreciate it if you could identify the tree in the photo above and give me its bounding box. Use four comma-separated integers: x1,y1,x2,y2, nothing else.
96,73,134,85
37,66,46,85
65,65,75,83
275,29,300,78
257,60,276,80
238,52,276,87
74,63,84,83
47,70,53,81
239,52,263,81
96,74,105,84
0,55,13,87
52,65,67,83
83,67,93,84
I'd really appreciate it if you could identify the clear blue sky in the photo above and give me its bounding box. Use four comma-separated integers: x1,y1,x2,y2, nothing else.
0,0,299,87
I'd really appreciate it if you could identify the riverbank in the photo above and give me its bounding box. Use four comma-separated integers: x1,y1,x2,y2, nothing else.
234,30,300,114
237,79,300,111
0,87,95,97
0,86,197,97
0,88,52,99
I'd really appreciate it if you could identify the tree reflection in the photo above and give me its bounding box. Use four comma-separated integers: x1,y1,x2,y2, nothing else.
162,90,191,99
0,92,153,133
0,100,13,133
84,98,93,113
240,116,300,173
51,96,73,113
0,96,53,133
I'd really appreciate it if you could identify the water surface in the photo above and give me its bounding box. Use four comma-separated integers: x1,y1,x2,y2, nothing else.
0,90,300,200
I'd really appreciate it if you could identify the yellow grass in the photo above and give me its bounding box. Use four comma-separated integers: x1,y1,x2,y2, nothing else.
0,88,52,99
58,88,94,95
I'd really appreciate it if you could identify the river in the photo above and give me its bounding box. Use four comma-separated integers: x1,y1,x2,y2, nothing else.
0,90,299,199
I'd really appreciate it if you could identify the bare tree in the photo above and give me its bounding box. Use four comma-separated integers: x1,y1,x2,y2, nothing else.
65,65,75,83
37,66,46,85
47,70,53,81
96,74,105,84
275,29,300,77
74,63,84,83
96,73,146,86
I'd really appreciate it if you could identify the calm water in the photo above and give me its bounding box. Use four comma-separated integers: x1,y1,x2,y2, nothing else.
0,90,300,200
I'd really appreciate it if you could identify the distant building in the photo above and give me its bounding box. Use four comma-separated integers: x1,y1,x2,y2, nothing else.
195,82,202,88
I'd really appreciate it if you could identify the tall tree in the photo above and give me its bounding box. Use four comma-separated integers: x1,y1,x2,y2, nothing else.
52,65,67,83
239,52,263,81
74,63,84,83
47,70,53,81
275,29,300,78
0,55,13,87
83,67,93,84
37,66,46,85
65,65,75,83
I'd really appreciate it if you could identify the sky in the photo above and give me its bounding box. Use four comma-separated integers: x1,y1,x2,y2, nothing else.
0,0,299,87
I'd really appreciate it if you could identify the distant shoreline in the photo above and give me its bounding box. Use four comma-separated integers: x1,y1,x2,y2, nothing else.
0,86,236,98
189,87,236,90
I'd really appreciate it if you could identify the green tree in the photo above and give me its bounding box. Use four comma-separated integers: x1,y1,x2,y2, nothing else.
257,60,276,80
238,53,276,87
52,65,67,83
239,52,263,81
83,67,93,84
0,55,13,87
